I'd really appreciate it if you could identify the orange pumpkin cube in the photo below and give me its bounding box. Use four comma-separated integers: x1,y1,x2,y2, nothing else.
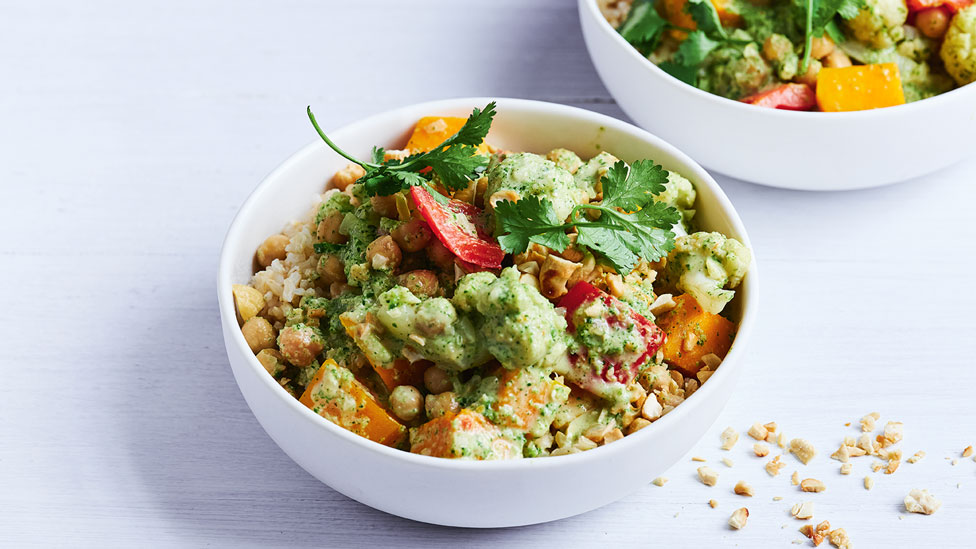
656,294,736,377
405,116,492,155
490,367,569,437
662,0,742,31
816,63,906,112
373,358,429,392
410,409,522,460
300,359,406,447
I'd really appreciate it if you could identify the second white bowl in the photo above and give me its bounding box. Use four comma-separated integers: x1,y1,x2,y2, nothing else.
579,0,976,190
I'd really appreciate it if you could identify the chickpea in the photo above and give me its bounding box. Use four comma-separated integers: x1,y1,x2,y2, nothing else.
316,212,348,245
391,219,433,253
809,35,835,60
331,163,365,191
370,195,399,219
241,317,276,353
916,7,949,39
426,239,455,271
425,391,459,419
794,58,822,88
329,281,354,298
398,269,440,297
277,325,324,367
365,235,402,271
256,234,289,267
424,366,452,394
389,385,423,422
317,254,346,286
822,48,852,69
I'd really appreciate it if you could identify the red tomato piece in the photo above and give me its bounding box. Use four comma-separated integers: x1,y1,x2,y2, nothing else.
409,186,505,269
907,0,971,13
558,281,665,386
741,83,816,111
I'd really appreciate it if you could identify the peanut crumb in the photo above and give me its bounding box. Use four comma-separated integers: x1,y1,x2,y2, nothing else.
963,445,973,458
754,443,770,457
840,463,852,475
652,477,668,486
789,438,816,464
773,496,783,501
777,432,788,448
827,527,850,549
698,466,719,487
864,476,873,490
728,507,749,530
748,422,768,440
904,488,941,515
733,481,754,497
885,459,900,474
800,478,826,493
765,455,785,477
791,501,814,519
860,412,880,432
881,421,903,447
791,471,800,485
691,456,707,462
709,499,718,508
722,457,734,468
799,524,823,546
720,427,739,450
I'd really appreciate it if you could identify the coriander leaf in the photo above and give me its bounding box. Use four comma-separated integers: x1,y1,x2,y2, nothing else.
632,199,682,229
685,0,727,40
371,146,386,164
359,170,404,197
600,160,669,211
797,0,865,71
421,146,490,191
675,30,721,67
619,0,669,45
659,61,699,85
577,226,640,274
442,102,496,148
494,196,570,255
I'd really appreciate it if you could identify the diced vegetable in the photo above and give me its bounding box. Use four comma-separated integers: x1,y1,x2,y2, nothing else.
558,281,665,405
373,358,429,392
410,186,505,269
816,63,906,112
232,283,265,322
662,0,742,30
907,0,972,13
410,409,522,459
406,116,464,153
655,294,736,377
489,366,570,437
299,359,406,447
741,83,816,110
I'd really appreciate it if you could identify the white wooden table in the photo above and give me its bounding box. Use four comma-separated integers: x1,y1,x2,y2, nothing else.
3,1,974,546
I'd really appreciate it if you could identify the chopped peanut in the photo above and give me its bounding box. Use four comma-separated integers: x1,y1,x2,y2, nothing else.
907,451,925,464
698,466,719,487
800,478,826,493
840,463,852,475
864,476,873,490
859,412,879,432
791,501,814,519
728,507,749,530
765,455,785,477
720,427,739,450
904,488,941,515
734,481,754,497
754,443,770,457
653,477,668,486
748,422,768,441
789,438,816,464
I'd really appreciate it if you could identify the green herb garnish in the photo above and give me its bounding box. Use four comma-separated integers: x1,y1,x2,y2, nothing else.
795,0,864,72
494,160,680,274
307,102,496,197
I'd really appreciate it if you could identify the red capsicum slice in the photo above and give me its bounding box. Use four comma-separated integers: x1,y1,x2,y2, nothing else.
741,83,816,111
410,186,505,269
558,281,665,387
907,0,971,13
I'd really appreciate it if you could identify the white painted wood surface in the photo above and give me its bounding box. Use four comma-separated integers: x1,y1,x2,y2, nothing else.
2,0,975,546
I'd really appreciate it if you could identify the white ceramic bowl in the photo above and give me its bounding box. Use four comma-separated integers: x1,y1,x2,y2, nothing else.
579,0,976,190
218,97,759,527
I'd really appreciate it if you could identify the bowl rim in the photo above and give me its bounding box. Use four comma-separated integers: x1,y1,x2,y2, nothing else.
579,0,976,118
217,96,760,471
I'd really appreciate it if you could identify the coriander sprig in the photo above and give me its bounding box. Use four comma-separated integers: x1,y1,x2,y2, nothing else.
795,0,865,72
307,102,496,197
494,160,680,275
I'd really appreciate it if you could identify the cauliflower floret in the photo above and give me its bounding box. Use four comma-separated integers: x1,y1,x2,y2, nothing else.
941,5,976,85
574,152,620,200
701,41,773,100
845,0,908,49
484,153,584,222
654,171,697,235
663,232,751,315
